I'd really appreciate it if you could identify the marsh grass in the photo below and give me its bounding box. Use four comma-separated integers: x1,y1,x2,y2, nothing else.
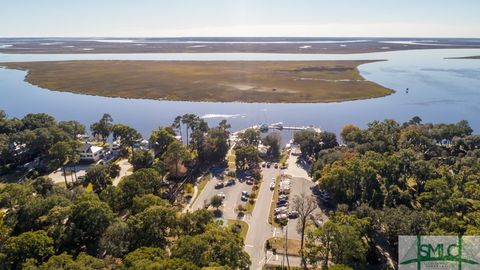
3,60,393,103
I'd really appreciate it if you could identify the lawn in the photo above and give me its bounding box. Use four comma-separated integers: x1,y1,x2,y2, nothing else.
245,177,263,214
2,60,393,103
228,149,236,171
191,173,211,206
227,219,249,240
267,237,302,257
279,149,290,168
268,175,283,227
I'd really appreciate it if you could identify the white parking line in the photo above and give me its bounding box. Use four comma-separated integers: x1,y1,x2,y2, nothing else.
245,244,254,248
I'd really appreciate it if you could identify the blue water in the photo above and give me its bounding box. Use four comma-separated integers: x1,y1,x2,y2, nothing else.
0,49,479,138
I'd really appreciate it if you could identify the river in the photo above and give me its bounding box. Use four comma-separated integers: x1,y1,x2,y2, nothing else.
0,49,479,140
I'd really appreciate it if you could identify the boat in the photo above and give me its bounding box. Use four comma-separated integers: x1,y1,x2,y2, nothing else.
259,124,269,133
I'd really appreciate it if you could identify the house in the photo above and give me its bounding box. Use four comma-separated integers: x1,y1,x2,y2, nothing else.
79,143,104,162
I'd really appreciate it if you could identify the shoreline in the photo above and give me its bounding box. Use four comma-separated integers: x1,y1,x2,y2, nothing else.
2,40,479,55
446,55,480,59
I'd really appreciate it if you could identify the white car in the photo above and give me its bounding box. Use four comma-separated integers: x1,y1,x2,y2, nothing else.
217,193,226,199
275,213,288,220
274,207,288,214
269,182,275,190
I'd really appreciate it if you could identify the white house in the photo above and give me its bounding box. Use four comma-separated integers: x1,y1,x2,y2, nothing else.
79,143,104,162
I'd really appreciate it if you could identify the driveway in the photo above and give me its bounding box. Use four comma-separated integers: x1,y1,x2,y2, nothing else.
48,158,132,186
112,158,133,186
48,164,90,184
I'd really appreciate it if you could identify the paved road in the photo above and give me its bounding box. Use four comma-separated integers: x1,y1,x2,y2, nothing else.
244,167,280,270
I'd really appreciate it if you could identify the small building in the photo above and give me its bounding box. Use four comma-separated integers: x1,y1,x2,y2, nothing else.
79,143,104,162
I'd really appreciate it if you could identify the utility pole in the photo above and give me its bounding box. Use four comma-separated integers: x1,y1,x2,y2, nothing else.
285,223,290,269
281,226,285,269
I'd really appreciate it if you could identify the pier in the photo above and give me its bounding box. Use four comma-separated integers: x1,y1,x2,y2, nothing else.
232,122,321,137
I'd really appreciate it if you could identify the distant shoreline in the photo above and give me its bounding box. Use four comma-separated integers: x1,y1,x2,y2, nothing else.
1,38,480,55
446,55,480,59
1,60,394,103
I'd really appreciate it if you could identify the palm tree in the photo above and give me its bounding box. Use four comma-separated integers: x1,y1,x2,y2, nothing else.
172,115,183,143
181,114,197,146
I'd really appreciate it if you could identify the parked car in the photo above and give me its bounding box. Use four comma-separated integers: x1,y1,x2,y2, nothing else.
277,198,288,205
279,189,290,195
269,182,275,190
217,193,226,199
280,183,290,188
246,179,254,185
274,207,288,214
275,213,288,220
274,163,279,169
241,195,248,201
319,193,331,202
314,219,323,227
215,182,225,189
266,162,271,168
277,201,289,207
242,191,250,197
288,211,299,219
226,179,236,186
278,194,289,200
261,162,266,168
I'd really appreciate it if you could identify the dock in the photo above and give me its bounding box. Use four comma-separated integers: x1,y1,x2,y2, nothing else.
231,122,321,139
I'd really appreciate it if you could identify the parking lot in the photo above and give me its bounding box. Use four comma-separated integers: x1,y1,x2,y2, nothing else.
190,174,261,220
278,176,326,240
189,159,325,269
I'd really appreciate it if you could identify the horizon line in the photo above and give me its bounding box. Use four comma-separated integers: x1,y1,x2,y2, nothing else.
1,36,480,39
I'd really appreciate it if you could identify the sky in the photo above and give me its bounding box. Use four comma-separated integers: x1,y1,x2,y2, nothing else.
1,0,479,38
